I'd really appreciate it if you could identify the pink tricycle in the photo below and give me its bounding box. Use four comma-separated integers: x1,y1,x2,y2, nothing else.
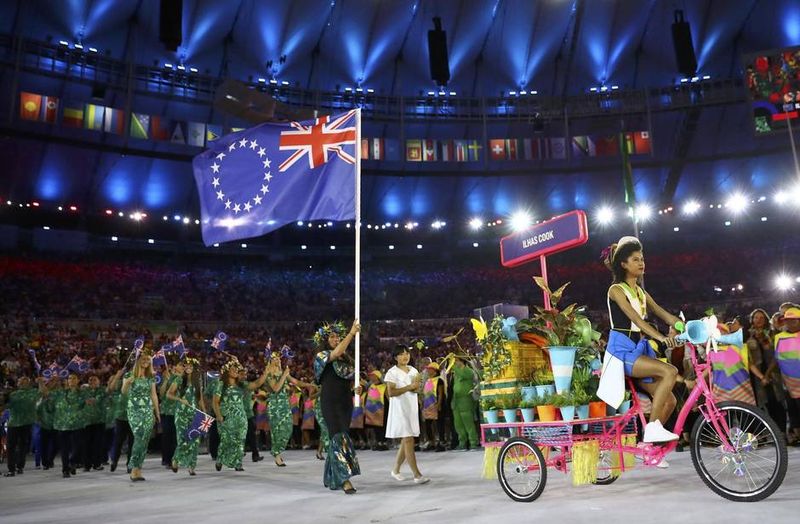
486,328,788,502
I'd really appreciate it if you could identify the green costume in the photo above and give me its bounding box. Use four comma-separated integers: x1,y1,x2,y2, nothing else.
53,389,85,431
105,389,119,429
37,394,56,431
451,365,479,448
267,374,292,457
160,374,180,416
7,388,39,427
314,399,329,450
216,381,248,468
113,384,129,422
126,377,155,469
173,376,202,468
82,387,107,427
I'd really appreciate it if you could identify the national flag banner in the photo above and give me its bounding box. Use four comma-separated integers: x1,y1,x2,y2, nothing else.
384,139,401,161
84,104,105,131
171,334,186,358
505,139,519,160
66,355,89,374
20,92,42,121
171,121,187,144
152,349,167,368
185,409,215,441
454,140,468,162
406,139,422,161
41,96,59,123
522,138,533,160
361,138,370,159
594,135,619,157
631,130,652,155
371,138,384,160
489,139,506,161
151,116,171,141
42,363,61,379
103,107,125,135
467,140,482,161
206,124,222,143
571,135,596,157
211,331,227,351
621,132,636,208
130,113,150,139
62,103,85,128
192,109,359,246
187,122,206,147
550,137,567,159
423,139,438,161
439,139,454,162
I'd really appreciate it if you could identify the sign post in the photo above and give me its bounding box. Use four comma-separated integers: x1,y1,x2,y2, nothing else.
500,210,589,308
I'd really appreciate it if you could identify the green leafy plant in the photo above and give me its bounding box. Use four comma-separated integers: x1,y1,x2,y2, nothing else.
530,368,554,386
550,392,572,408
520,277,602,348
532,392,553,407
520,398,537,409
495,391,521,410
479,396,497,412
571,386,591,406
471,315,513,381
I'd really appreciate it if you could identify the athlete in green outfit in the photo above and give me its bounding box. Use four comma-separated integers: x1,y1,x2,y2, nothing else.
122,350,161,482
51,373,86,478
4,376,44,476
167,357,206,475
212,356,269,472
265,353,316,467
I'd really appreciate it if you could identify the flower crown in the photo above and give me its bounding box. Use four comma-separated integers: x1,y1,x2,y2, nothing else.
183,357,200,367
313,321,347,348
221,356,242,375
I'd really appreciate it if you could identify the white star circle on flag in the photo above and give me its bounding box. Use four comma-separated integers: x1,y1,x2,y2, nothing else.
208,137,277,214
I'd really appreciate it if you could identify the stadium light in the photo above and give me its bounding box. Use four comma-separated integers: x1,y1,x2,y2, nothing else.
635,204,652,221
775,274,794,291
683,200,701,215
595,206,614,225
510,211,532,231
469,217,483,230
725,193,749,214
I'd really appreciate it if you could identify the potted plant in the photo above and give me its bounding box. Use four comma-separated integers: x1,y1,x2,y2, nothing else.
480,396,500,424
520,375,538,403
471,316,513,381
588,391,606,419
531,368,556,398
552,391,576,422
534,392,557,422
520,398,536,423
497,391,521,423
516,278,602,395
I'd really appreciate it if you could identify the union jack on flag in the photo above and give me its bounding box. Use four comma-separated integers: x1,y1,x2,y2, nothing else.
185,409,215,441
211,331,227,351
192,110,359,246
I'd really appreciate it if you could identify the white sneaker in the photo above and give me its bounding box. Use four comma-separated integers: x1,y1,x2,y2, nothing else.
655,457,670,469
390,470,406,481
413,476,430,484
643,421,679,443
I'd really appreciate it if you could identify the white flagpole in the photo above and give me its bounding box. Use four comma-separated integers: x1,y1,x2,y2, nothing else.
354,108,362,407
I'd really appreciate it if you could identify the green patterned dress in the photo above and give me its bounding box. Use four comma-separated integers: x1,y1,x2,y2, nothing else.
267,374,292,457
173,377,202,468
314,398,329,450
216,381,248,468
126,376,155,469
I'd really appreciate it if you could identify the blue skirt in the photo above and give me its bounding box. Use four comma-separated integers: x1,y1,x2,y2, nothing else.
607,330,656,382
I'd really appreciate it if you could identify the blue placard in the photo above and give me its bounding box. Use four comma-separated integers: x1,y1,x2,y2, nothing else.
500,210,588,267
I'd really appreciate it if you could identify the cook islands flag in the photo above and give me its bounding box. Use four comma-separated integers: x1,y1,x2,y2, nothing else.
192,109,359,246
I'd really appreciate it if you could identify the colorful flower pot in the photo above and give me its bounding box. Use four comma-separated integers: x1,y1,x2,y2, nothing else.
589,401,606,419
521,386,538,403
536,405,557,422
484,409,500,424
502,408,518,423
559,405,576,422
576,404,590,431
535,384,555,398
618,400,632,414
549,346,578,394
520,408,536,423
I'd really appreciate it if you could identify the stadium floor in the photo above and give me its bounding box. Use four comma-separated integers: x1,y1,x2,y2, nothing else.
1,447,798,523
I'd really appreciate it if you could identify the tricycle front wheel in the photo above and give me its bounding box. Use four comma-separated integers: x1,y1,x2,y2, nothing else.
497,437,548,502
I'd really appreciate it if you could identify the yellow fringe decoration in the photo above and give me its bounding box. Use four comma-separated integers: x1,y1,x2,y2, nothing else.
571,439,600,486
482,446,501,479
610,435,637,477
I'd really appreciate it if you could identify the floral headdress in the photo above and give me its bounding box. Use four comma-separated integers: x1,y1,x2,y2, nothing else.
183,357,200,368
221,356,242,375
313,321,347,349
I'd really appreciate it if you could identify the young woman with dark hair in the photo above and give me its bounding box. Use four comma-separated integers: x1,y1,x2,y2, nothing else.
167,357,205,475
603,236,684,447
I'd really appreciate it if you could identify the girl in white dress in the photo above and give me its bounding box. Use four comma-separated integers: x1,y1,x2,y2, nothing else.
384,345,430,484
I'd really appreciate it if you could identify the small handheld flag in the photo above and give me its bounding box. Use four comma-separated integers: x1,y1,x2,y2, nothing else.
153,349,167,368
211,331,227,351
67,356,90,374
185,409,215,441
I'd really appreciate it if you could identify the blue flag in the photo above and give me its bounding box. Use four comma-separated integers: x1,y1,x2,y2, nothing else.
185,409,215,441
211,331,227,352
66,355,90,374
192,109,359,246
153,349,167,368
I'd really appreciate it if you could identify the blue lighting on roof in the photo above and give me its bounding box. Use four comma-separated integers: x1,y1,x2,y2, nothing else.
784,7,800,42
104,169,133,205
36,170,62,200
143,169,169,208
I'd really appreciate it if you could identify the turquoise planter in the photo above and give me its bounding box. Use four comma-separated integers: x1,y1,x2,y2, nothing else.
520,408,536,423
549,346,578,394
484,409,500,424
606,405,617,416
535,384,556,398
618,400,632,414
502,408,518,423
576,404,590,431
559,405,576,421
521,386,537,403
